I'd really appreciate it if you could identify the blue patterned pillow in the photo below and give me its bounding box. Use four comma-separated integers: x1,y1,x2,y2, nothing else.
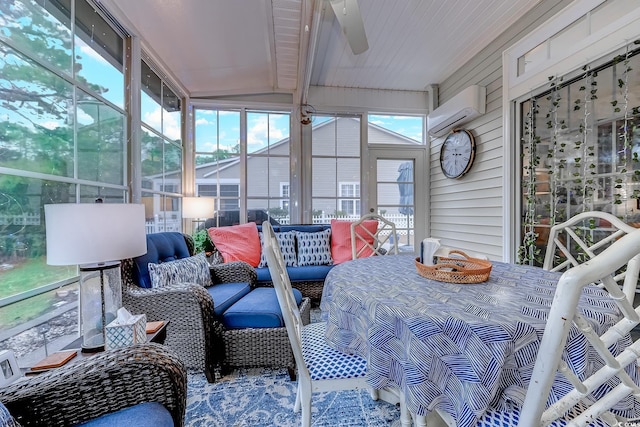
148,252,212,288
0,402,19,427
258,231,298,267
296,229,333,266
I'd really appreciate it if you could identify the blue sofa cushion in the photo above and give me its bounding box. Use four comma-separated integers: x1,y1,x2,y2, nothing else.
0,402,19,427
256,265,333,283
255,267,272,282
287,265,333,282
222,287,303,329
75,402,173,427
207,282,252,316
133,232,191,288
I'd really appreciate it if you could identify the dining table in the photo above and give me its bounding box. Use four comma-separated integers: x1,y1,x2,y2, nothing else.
320,255,635,426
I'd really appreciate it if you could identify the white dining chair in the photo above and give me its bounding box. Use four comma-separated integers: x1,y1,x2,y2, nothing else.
412,228,640,427
543,211,640,302
351,212,399,259
262,221,410,427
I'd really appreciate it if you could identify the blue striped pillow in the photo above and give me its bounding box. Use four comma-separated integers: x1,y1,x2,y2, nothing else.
258,231,298,267
296,229,333,266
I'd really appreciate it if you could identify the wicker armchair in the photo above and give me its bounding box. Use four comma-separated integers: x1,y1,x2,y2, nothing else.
0,343,186,427
121,232,310,382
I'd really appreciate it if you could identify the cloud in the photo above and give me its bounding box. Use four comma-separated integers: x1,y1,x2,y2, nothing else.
40,120,61,130
76,109,94,126
143,107,181,140
197,141,216,152
78,42,110,65
247,115,285,151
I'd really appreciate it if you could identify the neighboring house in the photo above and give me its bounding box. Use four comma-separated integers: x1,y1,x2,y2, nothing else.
190,117,420,218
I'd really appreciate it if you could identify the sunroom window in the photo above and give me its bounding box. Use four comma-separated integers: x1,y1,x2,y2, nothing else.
0,0,128,361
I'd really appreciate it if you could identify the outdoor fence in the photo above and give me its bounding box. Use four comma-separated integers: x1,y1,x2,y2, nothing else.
1,212,412,236
0,213,41,226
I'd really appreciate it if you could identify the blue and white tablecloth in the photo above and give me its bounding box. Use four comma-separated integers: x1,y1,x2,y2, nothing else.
320,255,633,426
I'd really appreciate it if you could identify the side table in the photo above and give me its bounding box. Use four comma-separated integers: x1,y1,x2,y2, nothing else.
25,321,169,375
62,320,169,353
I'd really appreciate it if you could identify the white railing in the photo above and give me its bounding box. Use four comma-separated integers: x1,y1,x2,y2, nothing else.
145,218,181,234
275,213,413,230
144,213,413,235
0,213,41,226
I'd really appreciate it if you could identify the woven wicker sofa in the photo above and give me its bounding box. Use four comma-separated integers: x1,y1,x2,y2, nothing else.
0,343,186,427
121,232,311,383
254,224,335,302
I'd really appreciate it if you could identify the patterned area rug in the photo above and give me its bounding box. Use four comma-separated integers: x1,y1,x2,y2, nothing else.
185,368,401,426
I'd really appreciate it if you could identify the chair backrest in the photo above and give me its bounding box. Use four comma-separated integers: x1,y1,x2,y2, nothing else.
520,228,640,426
127,232,192,288
350,213,399,259
543,211,640,302
261,221,309,380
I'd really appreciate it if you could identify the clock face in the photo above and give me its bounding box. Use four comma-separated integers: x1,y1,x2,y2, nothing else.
439,129,476,179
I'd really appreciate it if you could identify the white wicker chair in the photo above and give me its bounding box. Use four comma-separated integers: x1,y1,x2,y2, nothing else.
413,228,640,427
543,211,640,302
350,213,399,259
262,221,409,427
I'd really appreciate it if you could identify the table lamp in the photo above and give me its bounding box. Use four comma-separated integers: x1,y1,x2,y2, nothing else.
182,196,215,233
45,203,147,352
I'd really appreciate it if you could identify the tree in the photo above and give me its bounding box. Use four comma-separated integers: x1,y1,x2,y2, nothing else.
0,0,124,259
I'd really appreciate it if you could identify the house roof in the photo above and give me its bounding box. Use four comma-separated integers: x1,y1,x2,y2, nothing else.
194,116,422,178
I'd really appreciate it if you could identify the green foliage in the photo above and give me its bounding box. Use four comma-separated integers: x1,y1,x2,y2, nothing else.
267,206,288,217
192,229,215,254
195,149,237,165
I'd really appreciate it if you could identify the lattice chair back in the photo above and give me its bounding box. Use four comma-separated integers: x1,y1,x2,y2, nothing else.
263,221,387,427
519,228,640,426
543,211,640,302
413,229,640,427
262,221,306,379
350,213,399,260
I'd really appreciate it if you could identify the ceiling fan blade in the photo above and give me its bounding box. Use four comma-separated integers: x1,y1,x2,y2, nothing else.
329,0,369,55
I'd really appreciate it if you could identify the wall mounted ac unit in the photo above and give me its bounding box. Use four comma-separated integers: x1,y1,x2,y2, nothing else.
427,85,486,137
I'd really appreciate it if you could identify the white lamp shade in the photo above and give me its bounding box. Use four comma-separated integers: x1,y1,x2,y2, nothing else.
182,196,215,219
45,203,147,265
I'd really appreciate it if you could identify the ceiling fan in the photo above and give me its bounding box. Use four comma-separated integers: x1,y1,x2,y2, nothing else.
328,0,369,55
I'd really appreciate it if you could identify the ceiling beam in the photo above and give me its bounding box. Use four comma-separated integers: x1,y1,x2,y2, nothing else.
297,0,322,106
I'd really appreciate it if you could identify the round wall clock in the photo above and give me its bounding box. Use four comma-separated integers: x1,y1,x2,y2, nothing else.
439,129,476,179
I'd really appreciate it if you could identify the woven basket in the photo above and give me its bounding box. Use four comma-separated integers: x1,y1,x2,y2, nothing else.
414,250,492,284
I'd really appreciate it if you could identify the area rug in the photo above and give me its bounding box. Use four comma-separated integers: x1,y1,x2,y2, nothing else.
185,368,401,426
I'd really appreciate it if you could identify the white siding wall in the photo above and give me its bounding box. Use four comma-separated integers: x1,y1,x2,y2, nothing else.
429,0,573,261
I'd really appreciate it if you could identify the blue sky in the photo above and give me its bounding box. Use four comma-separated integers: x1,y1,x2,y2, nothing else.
194,111,424,154
71,36,425,152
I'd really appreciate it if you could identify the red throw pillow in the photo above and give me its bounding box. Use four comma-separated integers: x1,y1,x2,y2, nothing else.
330,219,378,264
207,222,261,267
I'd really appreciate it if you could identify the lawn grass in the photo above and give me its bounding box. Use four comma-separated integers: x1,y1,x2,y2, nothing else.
0,256,77,299
0,257,78,330
1,292,56,330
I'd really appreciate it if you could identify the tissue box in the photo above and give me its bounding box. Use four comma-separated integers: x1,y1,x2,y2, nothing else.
105,313,147,350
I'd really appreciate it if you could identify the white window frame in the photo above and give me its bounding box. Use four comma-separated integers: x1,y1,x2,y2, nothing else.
339,182,360,216
280,182,290,210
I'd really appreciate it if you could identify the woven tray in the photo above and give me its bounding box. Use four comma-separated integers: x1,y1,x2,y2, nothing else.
414,250,492,284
